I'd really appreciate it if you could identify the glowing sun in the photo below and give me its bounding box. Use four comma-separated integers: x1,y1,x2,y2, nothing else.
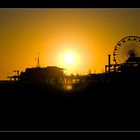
58,49,81,74
64,53,74,64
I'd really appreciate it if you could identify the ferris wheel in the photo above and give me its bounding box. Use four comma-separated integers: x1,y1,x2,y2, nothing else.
113,36,140,64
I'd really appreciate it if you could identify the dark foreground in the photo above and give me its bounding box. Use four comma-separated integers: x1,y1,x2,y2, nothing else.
0,81,140,131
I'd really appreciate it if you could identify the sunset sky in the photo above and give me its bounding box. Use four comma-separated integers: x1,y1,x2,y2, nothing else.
0,8,140,80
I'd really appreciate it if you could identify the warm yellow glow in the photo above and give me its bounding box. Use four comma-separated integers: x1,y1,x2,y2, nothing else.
1,9,140,80
58,48,81,75
64,53,74,64
66,84,73,90
63,84,73,90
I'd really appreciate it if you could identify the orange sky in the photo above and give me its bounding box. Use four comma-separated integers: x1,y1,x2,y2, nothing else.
0,8,140,80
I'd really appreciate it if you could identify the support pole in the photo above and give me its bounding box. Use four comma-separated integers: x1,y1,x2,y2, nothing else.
108,54,111,73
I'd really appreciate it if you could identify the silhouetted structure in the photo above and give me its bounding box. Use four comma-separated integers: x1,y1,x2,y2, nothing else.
6,35,140,86
19,66,65,84
36,52,40,68
7,70,20,82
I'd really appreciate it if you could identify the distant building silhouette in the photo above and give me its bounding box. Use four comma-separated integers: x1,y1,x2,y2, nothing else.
8,66,66,84
19,66,65,84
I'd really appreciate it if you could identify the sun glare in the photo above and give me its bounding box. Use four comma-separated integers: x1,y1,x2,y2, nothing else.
58,49,81,74
64,53,74,64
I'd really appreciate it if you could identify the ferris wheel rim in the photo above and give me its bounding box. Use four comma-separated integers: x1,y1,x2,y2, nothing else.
113,35,140,64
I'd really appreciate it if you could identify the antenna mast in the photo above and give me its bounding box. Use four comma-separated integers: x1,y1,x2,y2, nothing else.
36,52,40,68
